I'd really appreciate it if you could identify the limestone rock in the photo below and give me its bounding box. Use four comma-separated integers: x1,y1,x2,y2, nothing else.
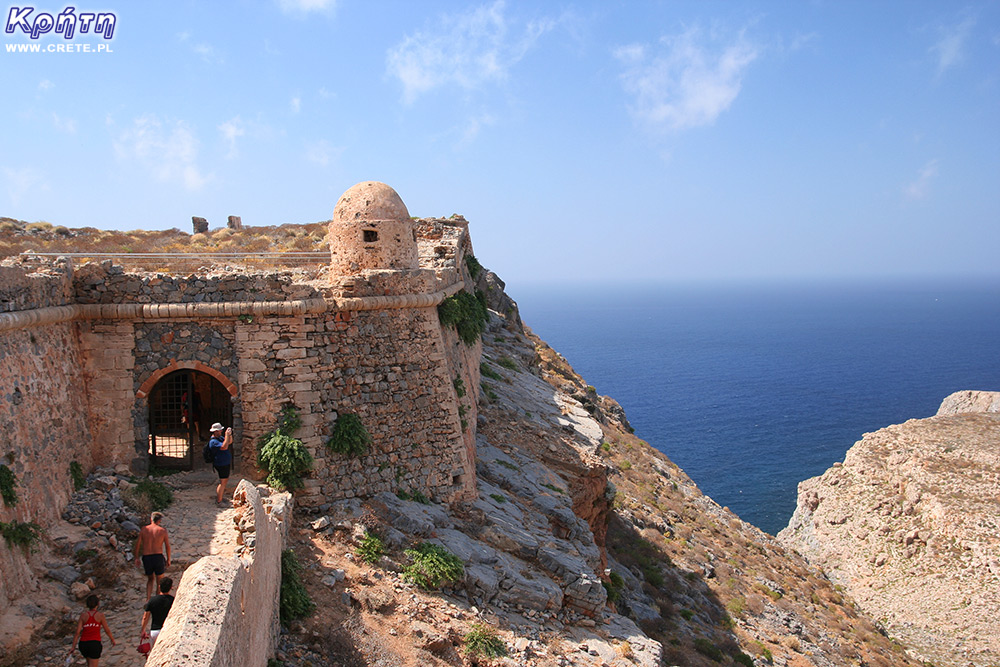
778,407,1000,667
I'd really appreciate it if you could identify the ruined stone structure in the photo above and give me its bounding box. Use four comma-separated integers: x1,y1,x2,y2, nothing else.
0,181,481,607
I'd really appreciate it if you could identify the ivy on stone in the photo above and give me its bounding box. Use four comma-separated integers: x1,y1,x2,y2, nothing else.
326,413,372,457
464,254,483,280
257,406,313,492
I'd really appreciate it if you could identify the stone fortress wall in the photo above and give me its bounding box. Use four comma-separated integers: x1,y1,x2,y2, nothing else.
145,480,292,667
0,181,481,609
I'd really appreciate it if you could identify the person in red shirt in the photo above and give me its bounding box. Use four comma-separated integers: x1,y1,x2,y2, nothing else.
70,595,116,665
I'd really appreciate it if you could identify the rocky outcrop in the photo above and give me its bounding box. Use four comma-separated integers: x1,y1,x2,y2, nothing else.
778,397,1000,667
937,389,1000,416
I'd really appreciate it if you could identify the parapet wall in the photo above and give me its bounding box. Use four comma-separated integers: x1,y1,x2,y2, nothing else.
146,480,291,667
0,263,95,605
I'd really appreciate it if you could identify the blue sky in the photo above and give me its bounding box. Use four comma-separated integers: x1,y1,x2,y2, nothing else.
2,1,998,287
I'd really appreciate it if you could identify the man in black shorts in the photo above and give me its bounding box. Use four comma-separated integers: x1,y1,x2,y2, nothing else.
209,423,233,505
140,576,174,648
134,511,171,601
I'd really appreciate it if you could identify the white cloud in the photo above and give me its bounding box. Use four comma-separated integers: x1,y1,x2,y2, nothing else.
459,113,496,148
290,96,301,114
277,0,336,15
38,79,54,92
114,115,211,190
218,116,246,159
930,14,975,76
904,159,939,200
615,25,759,132
386,0,554,104
51,113,76,134
2,167,49,206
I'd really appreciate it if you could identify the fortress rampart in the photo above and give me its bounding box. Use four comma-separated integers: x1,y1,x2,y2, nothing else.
0,182,481,607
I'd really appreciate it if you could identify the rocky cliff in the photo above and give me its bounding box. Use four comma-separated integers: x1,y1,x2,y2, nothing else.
263,274,923,667
778,391,1000,667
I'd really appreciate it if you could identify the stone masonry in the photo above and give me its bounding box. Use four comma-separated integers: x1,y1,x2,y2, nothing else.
0,181,481,609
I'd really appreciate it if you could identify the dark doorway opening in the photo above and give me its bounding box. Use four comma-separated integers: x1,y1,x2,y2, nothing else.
148,370,231,470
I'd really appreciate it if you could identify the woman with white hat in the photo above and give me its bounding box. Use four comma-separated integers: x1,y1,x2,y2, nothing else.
208,423,233,505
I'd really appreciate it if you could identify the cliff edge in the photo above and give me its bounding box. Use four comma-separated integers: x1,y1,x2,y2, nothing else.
778,391,1000,667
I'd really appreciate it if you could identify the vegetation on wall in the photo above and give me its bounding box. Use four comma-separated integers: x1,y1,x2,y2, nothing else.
69,461,86,491
464,254,483,280
279,549,315,624
463,623,507,659
438,289,489,345
0,520,42,551
325,413,372,457
258,406,313,492
0,464,18,507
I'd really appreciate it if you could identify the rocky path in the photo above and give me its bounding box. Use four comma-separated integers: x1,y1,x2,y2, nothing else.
23,470,243,667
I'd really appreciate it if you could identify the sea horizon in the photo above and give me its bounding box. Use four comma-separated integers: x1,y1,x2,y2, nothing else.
510,276,1000,535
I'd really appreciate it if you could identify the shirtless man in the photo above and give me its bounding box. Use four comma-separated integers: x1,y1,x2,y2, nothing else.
134,512,171,601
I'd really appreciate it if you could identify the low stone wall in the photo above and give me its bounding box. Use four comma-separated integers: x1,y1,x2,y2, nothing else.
146,480,291,667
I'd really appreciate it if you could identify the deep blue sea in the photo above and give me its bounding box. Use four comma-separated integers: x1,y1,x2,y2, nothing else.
512,280,1000,536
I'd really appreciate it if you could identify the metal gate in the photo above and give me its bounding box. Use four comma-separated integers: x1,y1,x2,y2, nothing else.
148,371,196,470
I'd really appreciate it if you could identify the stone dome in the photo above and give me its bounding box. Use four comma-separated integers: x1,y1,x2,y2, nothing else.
333,181,410,223
328,181,418,274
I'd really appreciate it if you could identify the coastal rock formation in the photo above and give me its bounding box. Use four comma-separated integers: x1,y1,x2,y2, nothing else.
778,391,1000,667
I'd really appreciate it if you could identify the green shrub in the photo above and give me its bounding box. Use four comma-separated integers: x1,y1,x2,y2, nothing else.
402,542,464,590
326,413,372,457
464,623,507,658
679,608,695,621
70,461,86,491
258,433,314,491
453,376,466,398
480,362,502,380
734,652,755,667
464,254,483,280
0,464,18,507
489,493,506,504
279,549,314,624
398,489,430,504
541,482,566,495
125,479,173,512
258,406,313,491
497,356,518,371
357,532,385,564
0,520,42,551
438,290,489,345
75,548,98,563
693,638,723,662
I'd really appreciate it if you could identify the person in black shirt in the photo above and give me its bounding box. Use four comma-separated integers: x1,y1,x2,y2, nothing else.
140,577,174,649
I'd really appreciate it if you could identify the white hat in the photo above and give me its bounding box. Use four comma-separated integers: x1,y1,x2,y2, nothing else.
210,423,224,432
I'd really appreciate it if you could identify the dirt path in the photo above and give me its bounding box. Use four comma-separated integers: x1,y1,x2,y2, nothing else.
23,470,243,667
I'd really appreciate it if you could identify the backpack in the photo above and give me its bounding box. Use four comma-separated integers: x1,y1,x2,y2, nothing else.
202,442,214,464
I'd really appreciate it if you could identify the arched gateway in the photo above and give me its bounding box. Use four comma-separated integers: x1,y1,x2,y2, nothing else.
147,369,233,470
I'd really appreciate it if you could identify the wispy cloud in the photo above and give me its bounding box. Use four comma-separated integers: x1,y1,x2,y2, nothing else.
276,0,336,15
459,113,496,148
615,25,759,132
904,159,939,200
114,114,211,190
2,166,49,207
51,113,76,134
38,79,54,92
305,139,341,167
930,13,976,76
290,96,301,114
386,0,555,104
218,116,246,159
177,31,223,64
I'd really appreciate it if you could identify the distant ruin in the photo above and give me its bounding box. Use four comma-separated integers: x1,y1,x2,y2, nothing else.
0,181,482,606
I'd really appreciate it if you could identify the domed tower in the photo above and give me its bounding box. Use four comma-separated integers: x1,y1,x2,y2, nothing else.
329,181,419,275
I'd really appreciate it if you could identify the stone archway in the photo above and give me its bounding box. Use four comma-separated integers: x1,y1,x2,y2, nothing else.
145,367,234,471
